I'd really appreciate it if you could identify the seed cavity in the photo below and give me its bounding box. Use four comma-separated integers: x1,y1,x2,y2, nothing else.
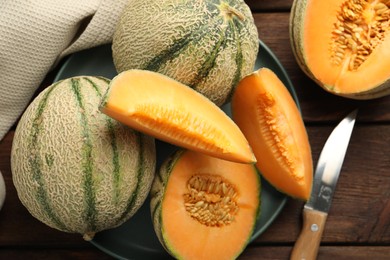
331,0,390,70
183,174,239,227
131,104,231,152
255,93,298,177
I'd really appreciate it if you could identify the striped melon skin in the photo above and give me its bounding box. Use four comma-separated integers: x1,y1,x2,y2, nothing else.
112,0,259,106
11,77,156,240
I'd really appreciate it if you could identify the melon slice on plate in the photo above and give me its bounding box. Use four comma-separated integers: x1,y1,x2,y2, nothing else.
232,68,313,200
100,69,256,164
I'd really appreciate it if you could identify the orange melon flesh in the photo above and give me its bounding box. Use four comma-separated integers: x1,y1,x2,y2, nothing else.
303,0,390,93
232,68,313,200
100,69,255,164
161,150,260,259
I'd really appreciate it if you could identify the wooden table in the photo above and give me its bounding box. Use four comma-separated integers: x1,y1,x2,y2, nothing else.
1,1,389,259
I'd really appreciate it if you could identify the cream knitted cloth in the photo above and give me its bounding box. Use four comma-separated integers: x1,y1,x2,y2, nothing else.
0,0,129,141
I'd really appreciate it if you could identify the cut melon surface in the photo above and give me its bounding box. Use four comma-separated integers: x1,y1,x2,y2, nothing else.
232,68,313,200
100,69,256,164
150,150,261,260
290,0,390,98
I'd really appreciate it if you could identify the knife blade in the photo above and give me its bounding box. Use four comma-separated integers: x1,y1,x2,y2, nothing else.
290,109,358,260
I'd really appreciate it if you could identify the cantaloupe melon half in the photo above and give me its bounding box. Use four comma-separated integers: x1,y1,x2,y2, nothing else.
100,69,255,164
232,68,313,200
150,149,261,259
290,0,390,99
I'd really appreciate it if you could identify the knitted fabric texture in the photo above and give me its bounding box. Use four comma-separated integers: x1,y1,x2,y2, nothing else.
0,0,128,140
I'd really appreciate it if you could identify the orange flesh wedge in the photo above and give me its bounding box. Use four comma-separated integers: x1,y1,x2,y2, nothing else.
232,68,313,200
303,0,390,93
99,69,256,164
161,150,260,260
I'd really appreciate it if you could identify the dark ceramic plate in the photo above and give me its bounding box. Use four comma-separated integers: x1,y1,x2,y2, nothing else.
54,40,297,260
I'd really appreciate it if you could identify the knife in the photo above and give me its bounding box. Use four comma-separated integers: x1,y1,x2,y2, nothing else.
290,109,358,260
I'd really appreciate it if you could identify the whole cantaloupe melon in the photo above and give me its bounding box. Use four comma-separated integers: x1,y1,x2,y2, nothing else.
112,0,259,106
11,76,156,240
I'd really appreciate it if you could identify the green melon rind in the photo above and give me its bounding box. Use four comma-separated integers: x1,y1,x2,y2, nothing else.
150,150,183,256
346,82,390,99
289,0,312,81
112,0,259,106
150,149,261,259
11,76,156,239
289,0,390,99
240,166,262,256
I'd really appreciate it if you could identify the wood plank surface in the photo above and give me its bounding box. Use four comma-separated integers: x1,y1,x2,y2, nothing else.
1,246,390,260
241,246,390,259
0,248,111,260
245,0,294,11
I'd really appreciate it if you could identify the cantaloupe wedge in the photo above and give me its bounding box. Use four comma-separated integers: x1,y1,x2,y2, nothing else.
232,68,313,200
100,69,255,164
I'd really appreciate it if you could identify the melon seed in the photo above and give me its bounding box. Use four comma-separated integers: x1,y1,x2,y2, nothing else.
330,0,390,70
183,174,238,227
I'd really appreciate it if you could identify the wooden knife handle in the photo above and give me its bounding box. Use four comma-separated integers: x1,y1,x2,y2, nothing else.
290,208,328,260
